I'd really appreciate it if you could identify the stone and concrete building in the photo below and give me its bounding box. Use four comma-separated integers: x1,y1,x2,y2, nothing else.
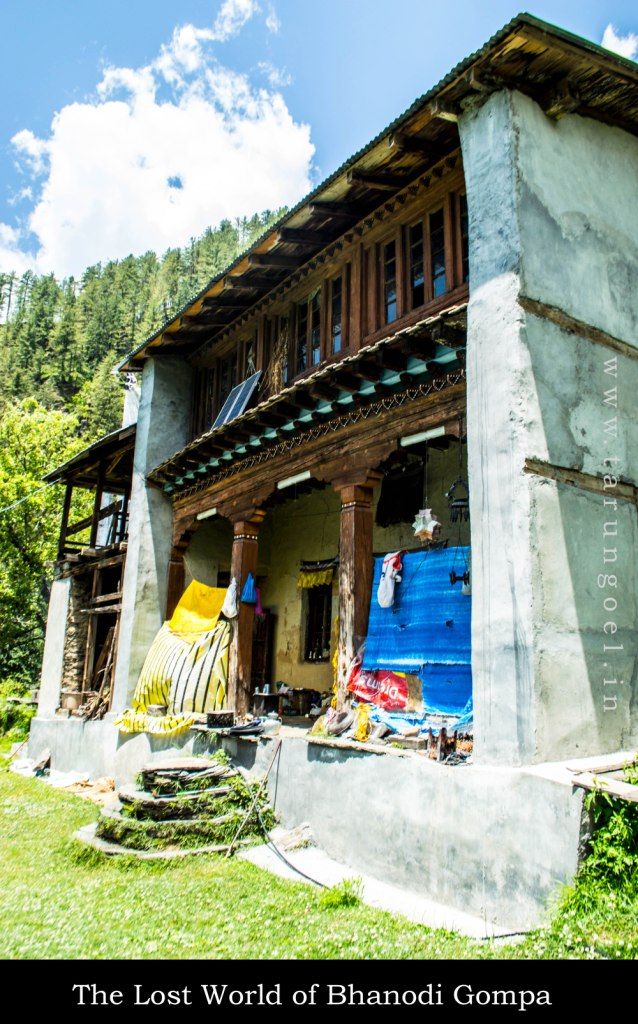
30,15,638,930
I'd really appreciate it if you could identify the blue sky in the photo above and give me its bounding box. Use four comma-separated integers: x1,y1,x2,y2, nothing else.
1,1,636,277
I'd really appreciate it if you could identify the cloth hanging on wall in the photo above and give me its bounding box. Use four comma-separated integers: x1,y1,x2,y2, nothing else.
297,558,336,589
375,461,424,528
363,547,471,717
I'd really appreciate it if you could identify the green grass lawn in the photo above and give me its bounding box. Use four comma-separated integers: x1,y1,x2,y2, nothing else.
0,766,636,959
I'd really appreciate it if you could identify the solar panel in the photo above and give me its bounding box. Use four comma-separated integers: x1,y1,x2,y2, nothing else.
212,371,262,429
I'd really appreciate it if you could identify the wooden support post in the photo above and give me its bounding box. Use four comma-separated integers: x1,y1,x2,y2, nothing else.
165,553,186,620
227,510,265,718
58,481,73,560
89,463,105,549
332,470,382,709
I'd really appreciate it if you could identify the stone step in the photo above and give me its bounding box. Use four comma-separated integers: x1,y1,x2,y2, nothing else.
140,764,237,796
75,822,255,860
117,783,239,820
95,804,260,852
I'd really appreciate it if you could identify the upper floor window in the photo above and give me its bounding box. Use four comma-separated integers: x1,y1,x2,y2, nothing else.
382,240,398,324
295,300,309,374
309,290,321,366
243,335,257,377
218,350,238,408
330,275,343,355
408,222,425,309
292,290,322,378
429,208,446,299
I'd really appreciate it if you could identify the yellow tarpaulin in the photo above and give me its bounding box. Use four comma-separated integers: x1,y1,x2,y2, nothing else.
114,580,231,736
169,580,227,633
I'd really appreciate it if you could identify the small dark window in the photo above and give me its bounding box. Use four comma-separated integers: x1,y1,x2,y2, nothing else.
309,291,321,366
295,302,308,374
304,585,332,662
459,193,469,283
330,275,343,354
408,222,425,309
244,336,256,377
429,208,447,298
382,240,397,324
218,350,237,408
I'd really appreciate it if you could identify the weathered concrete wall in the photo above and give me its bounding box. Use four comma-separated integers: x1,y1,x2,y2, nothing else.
38,578,71,717
110,357,193,712
183,516,234,589
459,89,638,765
27,716,584,932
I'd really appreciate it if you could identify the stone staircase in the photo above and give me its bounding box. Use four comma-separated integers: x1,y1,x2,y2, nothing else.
75,754,274,858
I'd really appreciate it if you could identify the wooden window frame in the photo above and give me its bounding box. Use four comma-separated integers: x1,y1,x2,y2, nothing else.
327,264,350,358
242,333,257,380
454,191,469,286
377,230,403,329
303,584,332,663
290,289,323,380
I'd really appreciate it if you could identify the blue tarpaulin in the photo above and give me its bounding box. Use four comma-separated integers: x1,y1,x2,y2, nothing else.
363,547,472,716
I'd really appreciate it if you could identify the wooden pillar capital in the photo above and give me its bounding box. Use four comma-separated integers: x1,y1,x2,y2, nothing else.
322,463,384,496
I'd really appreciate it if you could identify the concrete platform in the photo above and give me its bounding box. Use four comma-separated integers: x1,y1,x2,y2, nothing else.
30,713,588,932
239,828,512,939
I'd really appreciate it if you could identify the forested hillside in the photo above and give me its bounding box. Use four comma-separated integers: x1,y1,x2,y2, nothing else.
0,209,283,722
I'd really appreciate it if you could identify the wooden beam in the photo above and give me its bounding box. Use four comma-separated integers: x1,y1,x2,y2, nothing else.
278,227,333,246
388,131,431,153
572,772,638,804
249,253,299,269
524,458,638,506
347,169,406,191
430,322,467,348
309,382,336,403
309,200,361,220
428,97,460,122
543,79,581,120
201,297,252,310
376,348,407,372
58,481,73,560
332,371,363,393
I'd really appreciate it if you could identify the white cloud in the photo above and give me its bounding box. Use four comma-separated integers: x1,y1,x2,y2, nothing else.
0,223,35,275
258,61,292,88
265,4,281,34
213,0,260,41
2,0,314,277
602,23,638,60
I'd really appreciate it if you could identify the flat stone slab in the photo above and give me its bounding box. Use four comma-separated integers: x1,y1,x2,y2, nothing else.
140,756,225,772
74,822,252,860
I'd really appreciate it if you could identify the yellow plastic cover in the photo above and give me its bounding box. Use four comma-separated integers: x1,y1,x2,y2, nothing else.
169,580,227,633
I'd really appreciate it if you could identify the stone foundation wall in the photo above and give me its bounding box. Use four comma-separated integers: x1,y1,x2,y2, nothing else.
61,573,92,692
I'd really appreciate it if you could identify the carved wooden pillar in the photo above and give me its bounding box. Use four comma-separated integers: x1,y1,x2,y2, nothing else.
332,470,382,708
227,510,266,717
